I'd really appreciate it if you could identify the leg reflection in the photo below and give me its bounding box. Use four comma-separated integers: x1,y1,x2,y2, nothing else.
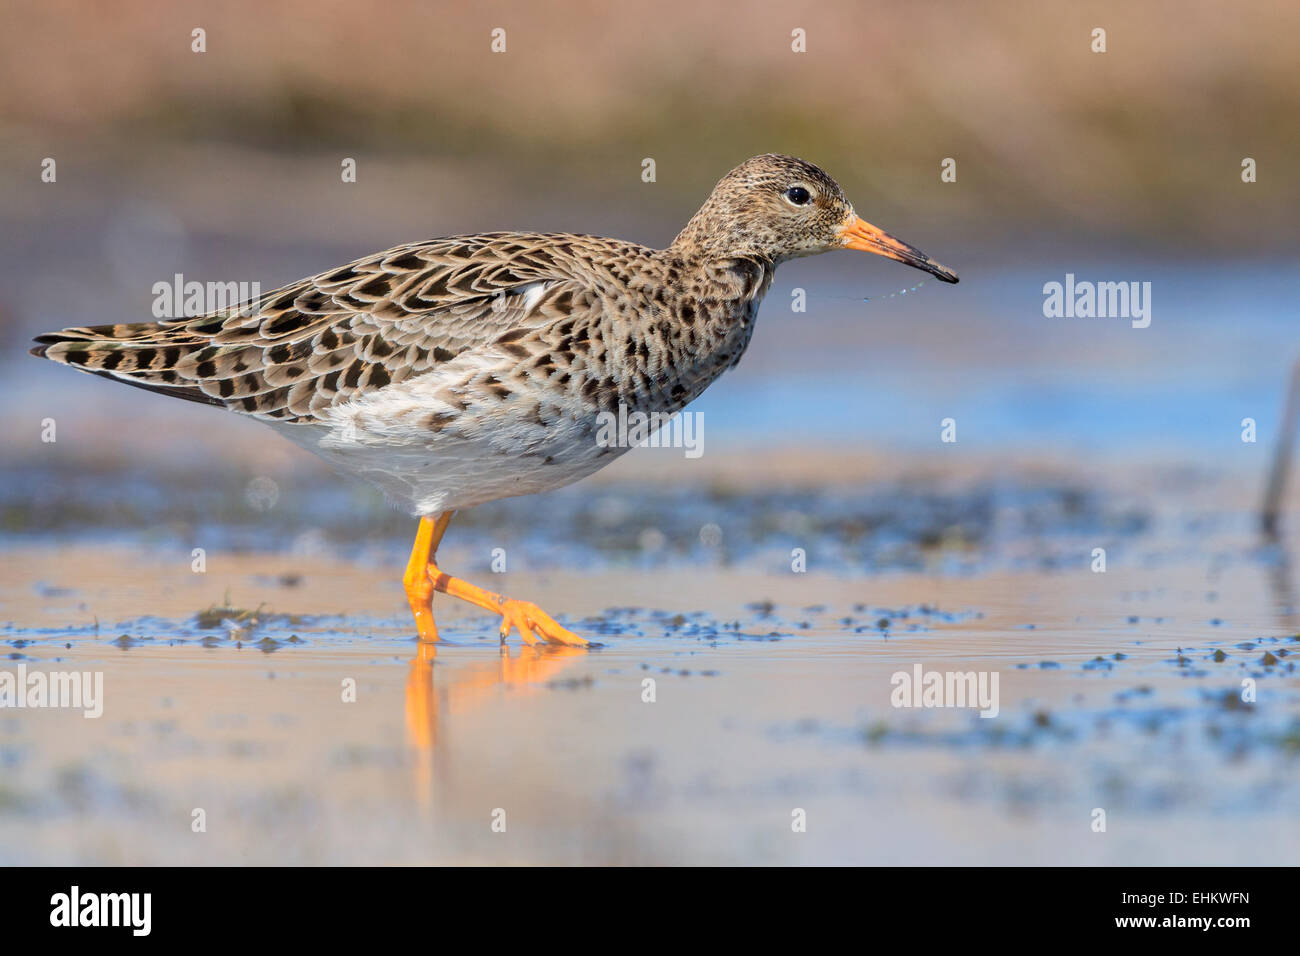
405,639,590,778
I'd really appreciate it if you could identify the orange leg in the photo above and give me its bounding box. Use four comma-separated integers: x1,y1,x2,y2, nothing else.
404,638,439,752
414,511,587,648
403,513,453,643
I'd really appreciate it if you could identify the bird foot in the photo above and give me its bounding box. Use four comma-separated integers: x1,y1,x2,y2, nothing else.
404,514,590,649
494,597,589,647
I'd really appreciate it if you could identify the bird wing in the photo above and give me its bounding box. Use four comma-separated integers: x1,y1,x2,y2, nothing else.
31,233,605,424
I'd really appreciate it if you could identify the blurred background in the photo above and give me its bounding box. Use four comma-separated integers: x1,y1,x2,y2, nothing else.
2,0,1297,536
1,1,1298,865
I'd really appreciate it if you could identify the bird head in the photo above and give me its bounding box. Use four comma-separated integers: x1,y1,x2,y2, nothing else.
671,153,958,283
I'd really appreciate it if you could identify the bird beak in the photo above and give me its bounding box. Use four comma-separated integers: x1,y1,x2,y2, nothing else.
837,214,959,284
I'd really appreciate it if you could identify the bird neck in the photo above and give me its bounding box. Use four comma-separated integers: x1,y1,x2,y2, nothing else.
667,197,784,263
636,249,775,406
656,248,775,313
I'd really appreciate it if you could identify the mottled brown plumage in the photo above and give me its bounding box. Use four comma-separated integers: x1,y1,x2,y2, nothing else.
31,154,958,646
33,155,955,439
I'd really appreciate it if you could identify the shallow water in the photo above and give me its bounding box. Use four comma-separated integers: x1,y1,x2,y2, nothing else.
1,516,1297,864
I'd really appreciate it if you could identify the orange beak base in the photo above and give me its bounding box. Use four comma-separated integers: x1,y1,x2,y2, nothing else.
837,215,959,284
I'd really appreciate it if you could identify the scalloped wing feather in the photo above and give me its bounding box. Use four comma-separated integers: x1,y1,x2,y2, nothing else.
30,233,611,424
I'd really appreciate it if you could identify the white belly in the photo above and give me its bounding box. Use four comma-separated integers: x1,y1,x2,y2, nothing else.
269,373,625,516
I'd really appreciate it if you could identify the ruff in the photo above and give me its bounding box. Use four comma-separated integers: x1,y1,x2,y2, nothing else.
33,154,958,646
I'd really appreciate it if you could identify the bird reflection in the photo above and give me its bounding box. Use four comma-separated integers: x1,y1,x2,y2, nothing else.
404,636,588,802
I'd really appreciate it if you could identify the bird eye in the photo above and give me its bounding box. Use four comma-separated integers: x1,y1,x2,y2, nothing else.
784,186,812,206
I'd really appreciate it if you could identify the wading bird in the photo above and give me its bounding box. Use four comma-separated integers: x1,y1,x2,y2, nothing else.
32,154,958,647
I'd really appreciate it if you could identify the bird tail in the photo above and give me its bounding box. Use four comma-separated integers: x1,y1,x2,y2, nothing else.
30,321,222,407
